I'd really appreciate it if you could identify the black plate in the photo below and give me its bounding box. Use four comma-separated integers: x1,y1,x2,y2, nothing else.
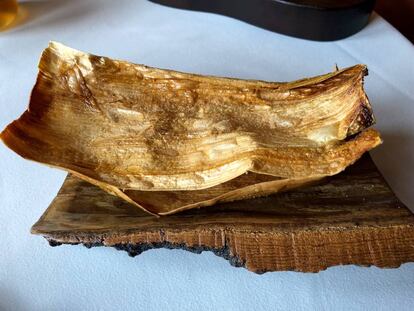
149,0,376,41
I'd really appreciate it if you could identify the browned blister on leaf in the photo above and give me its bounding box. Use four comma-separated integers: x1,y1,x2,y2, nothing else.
1,42,381,215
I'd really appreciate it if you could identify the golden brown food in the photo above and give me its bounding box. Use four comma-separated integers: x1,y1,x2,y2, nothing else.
126,174,321,215
124,129,380,215
0,42,381,215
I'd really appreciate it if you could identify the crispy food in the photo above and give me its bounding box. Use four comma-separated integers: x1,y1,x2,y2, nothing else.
0,42,381,215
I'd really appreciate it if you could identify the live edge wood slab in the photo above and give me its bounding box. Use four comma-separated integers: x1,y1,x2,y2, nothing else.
31,154,414,273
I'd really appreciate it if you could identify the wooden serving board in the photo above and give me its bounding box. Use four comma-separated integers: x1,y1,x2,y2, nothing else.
31,154,414,273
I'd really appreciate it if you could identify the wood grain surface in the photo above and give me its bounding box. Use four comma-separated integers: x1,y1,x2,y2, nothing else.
31,154,414,273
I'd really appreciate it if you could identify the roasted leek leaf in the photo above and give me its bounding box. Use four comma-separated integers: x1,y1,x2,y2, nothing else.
1,42,381,215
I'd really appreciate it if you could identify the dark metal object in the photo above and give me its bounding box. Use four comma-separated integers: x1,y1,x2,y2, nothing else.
149,0,376,41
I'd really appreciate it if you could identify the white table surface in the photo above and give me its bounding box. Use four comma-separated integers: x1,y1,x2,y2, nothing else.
1,1,414,310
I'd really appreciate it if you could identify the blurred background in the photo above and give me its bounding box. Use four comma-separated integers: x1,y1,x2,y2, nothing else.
376,0,414,43
1,0,413,42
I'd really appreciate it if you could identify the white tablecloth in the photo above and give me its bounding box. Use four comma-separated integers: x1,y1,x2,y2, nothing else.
1,1,413,310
